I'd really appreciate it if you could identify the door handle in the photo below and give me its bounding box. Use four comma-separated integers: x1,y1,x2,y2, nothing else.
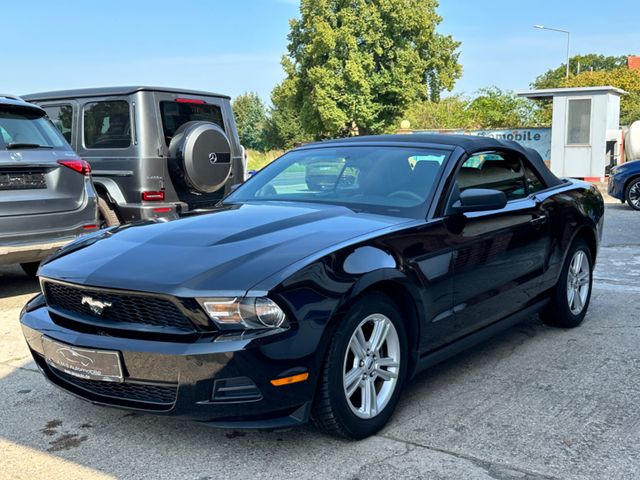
529,215,547,226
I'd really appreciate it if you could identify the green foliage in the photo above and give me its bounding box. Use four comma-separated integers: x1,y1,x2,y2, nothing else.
246,149,285,171
262,71,313,150
532,54,628,90
272,0,461,140
404,87,541,130
562,68,640,125
232,92,267,150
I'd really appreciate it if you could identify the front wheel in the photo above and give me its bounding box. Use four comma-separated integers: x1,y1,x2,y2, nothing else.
312,293,408,439
625,178,640,211
541,239,593,328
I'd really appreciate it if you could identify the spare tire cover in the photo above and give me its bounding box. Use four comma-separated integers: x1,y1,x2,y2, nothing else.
168,121,232,193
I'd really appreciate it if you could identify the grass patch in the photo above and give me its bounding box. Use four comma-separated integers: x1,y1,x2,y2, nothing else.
247,149,285,172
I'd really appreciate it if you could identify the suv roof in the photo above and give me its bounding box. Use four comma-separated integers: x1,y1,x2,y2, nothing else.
22,86,231,102
0,95,45,112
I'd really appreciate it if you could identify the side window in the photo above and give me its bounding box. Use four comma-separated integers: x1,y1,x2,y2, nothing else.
83,100,131,149
524,164,545,194
43,104,73,143
457,153,527,201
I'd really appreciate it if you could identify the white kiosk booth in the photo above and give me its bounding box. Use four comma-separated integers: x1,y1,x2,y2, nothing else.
518,86,626,179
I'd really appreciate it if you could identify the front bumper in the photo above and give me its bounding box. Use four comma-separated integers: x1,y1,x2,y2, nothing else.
20,306,317,429
607,174,625,201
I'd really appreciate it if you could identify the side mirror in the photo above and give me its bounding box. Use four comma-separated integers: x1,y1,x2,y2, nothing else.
451,188,507,214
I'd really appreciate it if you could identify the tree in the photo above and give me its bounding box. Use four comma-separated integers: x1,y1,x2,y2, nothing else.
263,65,313,150
404,88,540,130
532,54,628,90
562,68,640,125
273,0,461,139
467,87,539,129
232,92,267,150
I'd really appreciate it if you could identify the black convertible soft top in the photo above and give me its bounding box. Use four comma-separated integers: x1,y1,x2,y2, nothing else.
305,134,563,188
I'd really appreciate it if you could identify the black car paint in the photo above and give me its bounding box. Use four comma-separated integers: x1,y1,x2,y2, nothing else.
20,136,604,429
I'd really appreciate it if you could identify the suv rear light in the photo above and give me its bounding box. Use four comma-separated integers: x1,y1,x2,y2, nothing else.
57,159,91,176
175,98,206,104
142,191,165,201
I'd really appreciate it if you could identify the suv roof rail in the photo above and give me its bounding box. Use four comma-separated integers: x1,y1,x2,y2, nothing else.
0,93,25,102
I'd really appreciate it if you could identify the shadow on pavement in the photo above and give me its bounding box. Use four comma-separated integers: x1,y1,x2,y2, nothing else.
0,266,39,300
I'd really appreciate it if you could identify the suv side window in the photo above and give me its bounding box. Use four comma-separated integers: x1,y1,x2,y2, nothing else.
457,153,527,201
43,104,73,143
83,100,131,149
160,101,224,146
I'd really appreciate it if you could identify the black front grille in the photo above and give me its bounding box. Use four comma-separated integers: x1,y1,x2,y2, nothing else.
43,281,196,332
50,365,177,405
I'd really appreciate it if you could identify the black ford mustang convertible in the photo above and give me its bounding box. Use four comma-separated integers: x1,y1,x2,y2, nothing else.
21,134,604,439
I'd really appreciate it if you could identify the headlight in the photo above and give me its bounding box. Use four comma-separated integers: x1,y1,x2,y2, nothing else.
197,297,288,330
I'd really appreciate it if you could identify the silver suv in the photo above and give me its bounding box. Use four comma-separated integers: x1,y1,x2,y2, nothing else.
23,87,245,226
0,95,98,276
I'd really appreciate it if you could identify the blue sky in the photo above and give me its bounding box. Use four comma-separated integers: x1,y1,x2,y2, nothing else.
2,0,638,102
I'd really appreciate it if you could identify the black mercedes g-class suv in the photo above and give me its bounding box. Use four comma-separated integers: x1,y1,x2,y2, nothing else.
23,87,245,226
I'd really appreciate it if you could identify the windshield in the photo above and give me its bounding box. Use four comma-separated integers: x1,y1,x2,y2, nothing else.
0,106,69,150
225,145,450,217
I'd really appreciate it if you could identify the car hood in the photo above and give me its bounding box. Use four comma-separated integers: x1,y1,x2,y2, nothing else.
41,202,411,296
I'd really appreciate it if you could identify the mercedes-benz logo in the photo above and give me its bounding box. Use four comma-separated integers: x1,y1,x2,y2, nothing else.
208,152,218,164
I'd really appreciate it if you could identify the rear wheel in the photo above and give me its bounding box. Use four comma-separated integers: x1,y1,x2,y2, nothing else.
312,293,408,439
98,195,121,228
625,178,640,211
20,262,40,278
541,239,593,328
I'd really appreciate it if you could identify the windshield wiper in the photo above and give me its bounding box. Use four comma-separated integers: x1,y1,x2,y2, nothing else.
5,143,54,150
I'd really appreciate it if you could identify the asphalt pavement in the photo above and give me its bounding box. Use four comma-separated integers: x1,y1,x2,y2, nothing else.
0,202,638,480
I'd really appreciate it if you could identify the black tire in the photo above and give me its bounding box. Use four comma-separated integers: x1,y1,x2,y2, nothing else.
540,239,593,328
625,178,640,211
98,196,121,228
20,262,40,278
312,293,408,439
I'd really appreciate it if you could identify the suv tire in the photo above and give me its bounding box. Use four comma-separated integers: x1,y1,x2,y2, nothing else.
98,196,121,227
168,121,232,194
20,262,40,278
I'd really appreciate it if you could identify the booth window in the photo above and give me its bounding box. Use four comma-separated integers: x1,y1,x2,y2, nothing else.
567,98,591,145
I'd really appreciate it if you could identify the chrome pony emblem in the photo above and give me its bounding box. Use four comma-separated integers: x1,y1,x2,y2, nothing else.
81,295,112,315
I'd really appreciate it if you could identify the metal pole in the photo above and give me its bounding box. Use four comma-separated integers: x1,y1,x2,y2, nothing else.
565,31,570,79
533,25,571,78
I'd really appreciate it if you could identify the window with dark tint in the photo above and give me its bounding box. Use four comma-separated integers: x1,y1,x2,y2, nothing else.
457,153,527,201
43,104,73,143
160,101,224,146
0,106,68,150
83,101,131,149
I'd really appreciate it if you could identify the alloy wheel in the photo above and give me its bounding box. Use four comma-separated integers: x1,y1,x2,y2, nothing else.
342,313,401,419
628,181,640,209
566,250,591,315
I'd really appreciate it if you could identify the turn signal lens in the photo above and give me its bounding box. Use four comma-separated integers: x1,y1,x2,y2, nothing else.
270,373,309,387
198,297,288,330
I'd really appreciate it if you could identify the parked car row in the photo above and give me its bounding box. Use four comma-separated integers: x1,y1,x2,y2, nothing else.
1,87,246,274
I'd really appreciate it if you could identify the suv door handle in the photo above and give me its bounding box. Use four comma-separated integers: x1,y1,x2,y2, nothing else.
529,215,547,226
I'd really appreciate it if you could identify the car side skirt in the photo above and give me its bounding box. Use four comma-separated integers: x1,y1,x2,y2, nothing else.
414,298,550,376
